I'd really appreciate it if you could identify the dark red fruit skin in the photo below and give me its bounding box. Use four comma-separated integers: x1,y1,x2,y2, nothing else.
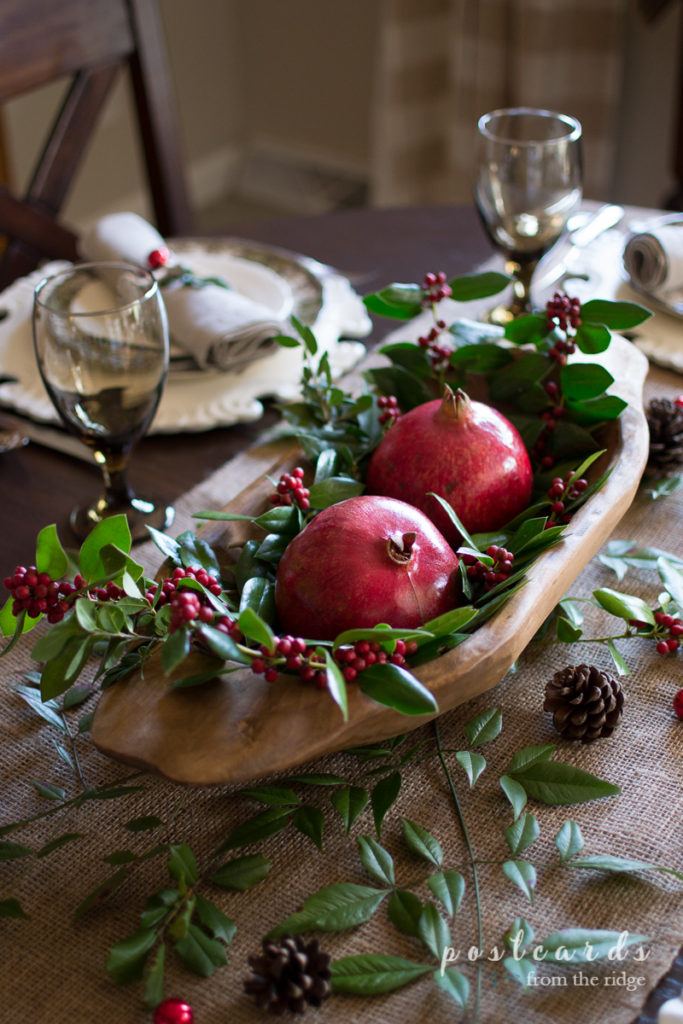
365,388,533,545
274,495,460,642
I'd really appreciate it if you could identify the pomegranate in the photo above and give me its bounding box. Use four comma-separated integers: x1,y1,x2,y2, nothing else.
274,495,460,641
365,385,533,545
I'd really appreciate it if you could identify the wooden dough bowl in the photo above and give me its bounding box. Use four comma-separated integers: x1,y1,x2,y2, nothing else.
91,338,650,785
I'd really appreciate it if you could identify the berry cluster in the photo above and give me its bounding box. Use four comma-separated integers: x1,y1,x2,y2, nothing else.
148,247,170,270
530,380,568,469
674,689,683,719
334,637,418,682
652,612,682,656
546,473,588,526
417,320,453,373
546,292,581,333
5,566,70,623
377,394,401,426
246,635,419,688
145,566,229,635
422,272,452,306
460,546,515,591
269,468,310,511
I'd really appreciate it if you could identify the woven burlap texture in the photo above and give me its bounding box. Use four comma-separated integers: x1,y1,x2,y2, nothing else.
1,367,681,1024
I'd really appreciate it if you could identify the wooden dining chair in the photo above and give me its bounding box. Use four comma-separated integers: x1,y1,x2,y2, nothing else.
0,0,194,290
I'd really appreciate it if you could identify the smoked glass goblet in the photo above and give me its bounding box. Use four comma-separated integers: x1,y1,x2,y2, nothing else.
474,107,583,323
33,261,174,541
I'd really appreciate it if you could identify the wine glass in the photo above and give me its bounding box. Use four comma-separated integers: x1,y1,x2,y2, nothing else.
33,261,174,541
474,107,583,323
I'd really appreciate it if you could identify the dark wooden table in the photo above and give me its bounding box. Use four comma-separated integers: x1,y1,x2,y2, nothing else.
0,203,679,1021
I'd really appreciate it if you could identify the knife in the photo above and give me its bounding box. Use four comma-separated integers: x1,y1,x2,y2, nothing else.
533,204,625,292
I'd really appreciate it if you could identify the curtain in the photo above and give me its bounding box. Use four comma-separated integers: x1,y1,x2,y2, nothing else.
370,0,627,206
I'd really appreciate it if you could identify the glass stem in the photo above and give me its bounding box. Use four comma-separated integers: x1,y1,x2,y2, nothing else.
94,448,135,511
506,258,538,317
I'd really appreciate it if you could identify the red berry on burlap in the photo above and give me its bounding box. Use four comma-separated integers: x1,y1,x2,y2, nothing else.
674,689,683,720
153,998,193,1024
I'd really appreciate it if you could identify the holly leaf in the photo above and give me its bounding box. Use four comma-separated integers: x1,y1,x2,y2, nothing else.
358,663,437,716
510,761,620,805
449,270,511,301
580,299,651,330
211,853,270,891
593,587,655,625
331,954,432,995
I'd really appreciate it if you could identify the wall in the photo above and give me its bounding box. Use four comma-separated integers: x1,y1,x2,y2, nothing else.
1,0,680,229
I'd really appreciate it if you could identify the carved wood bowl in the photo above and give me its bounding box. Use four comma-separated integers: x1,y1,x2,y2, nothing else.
91,337,650,785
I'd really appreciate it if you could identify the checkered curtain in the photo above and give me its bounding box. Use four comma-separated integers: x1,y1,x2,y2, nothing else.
370,0,627,206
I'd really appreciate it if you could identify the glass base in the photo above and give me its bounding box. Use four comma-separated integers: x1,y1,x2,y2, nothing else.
70,495,175,543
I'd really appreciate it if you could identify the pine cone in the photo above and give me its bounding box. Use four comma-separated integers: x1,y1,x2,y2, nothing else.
646,397,683,475
244,935,332,1014
544,664,624,742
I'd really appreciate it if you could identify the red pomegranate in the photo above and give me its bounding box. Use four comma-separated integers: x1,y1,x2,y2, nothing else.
365,386,533,545
274,495,460,641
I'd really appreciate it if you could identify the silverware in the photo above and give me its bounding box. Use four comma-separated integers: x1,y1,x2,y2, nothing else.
533,204,625,292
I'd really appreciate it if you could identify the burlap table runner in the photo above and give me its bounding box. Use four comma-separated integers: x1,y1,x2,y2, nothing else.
2,361,682,1024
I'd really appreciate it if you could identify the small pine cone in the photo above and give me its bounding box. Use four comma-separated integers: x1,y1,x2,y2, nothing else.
544,664,625,742
244,935,332,1014
646,397,683,475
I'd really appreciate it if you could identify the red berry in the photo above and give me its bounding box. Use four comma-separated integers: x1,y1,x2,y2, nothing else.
148,247,170,270
674,689,683,719
674,396,683,409
656,640,671,655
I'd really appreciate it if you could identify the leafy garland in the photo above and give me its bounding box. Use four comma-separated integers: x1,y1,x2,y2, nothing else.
0,271,652,716
2,270,683,1018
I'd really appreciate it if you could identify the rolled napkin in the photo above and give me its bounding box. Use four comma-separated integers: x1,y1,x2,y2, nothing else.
623,218,683,296
78,212,285,371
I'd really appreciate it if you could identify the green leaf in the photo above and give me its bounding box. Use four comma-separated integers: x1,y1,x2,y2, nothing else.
454,750,486,787
567,393,627,425
464,707,502,746
574,321,612,354
35,524,69,579
592,587,655,625
214,807,293,854
570,854,683,881
658,557,683,609
504,916,535,954
555,820,585,862
160,626,190,676
79,515,131,582
560,362,614,401
387,889,423,937
499,775,527,820
557,616,583,642
269,883,388,937
433,966,470,1006
211,853,270,891
504,956,536,987
142,944,165,1009
0,897,29,918
502,859,536,902
293,805,325,850
357,835,395,886
402,819,443,867
15,686,66,732
427,871,465,918
509,744,555,774
74,869,129,918
418,903,450,959
37,832,82,857
324,648,349,722
331,954,432,995
537,928,650,964
124,815,163,832
510,761,620,805
194,894,236,944
365,364,434,411
580,298,651,330
168,843,198,887
106,927,156,984
505,813,540,855
371,772,401,836
330,785,369,833
359,662,437,716
0,841,32,860
197,624,250,666
504,312,547,345
237,605,275,651
238,581,276,632
241,785,300,807
607,638,630,676
252,504,301,534
174,924,225,977
646,474,683,499
363,284,423,320
449,270,511,302
308,476,364,509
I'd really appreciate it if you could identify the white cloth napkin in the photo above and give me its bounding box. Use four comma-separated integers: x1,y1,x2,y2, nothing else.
623,218,683,297
78,212,285,371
